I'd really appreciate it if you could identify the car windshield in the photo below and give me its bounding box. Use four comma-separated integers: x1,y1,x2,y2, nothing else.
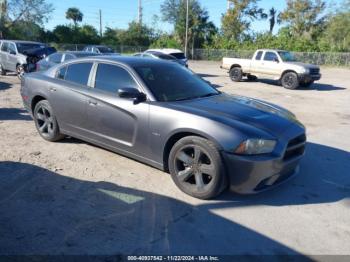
16,43,44,54
278,51,297,62
134,63,219,102
170,52,186,59
98,47,114,53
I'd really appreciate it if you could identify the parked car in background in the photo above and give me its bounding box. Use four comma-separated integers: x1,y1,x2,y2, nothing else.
145,48,188,67
134,51,187,67
83,45,120,55
36,51,100,72
21,56,306,199
221,49,321,89
0,40,46,78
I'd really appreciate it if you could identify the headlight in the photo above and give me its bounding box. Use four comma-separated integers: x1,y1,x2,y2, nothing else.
234,139,276,155
301,68,309,74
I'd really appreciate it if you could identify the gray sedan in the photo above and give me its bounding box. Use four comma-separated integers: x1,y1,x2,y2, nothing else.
36,51,100,71
21,56,306,199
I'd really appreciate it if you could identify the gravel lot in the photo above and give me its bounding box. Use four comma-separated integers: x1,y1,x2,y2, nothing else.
0,61,349,257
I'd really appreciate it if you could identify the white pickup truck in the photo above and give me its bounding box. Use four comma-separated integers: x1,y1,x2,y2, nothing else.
221,49,321,89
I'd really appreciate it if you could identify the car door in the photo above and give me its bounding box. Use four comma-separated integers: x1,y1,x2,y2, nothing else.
85,62,150,156
7,42,18,72
260,51,281,77
48,62,94,137
0,42,9,69
249,51,264,75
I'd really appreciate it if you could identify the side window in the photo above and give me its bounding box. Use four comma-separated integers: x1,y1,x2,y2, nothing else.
1,42,8,52
56,66,67,80
94,63,138,93
65,63,93,86
255,51,263,60
63,54,75,61
264,52,279,62
8,43,16,54
48,53,63,63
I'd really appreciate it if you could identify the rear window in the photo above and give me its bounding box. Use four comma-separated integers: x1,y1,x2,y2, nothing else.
255,51,263,60
170,52,186,59
16,43,44,54
48,53,63,63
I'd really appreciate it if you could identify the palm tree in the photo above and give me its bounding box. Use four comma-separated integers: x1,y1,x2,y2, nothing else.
267,8,281,34
65,7,83,27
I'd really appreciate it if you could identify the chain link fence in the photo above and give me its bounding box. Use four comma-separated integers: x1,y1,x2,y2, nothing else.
49,43,350,67
191,49,350,67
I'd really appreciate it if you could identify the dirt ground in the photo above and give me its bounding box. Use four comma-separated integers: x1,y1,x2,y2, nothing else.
0,61,349,257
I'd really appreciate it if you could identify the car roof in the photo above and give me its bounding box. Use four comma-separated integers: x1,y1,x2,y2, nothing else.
257,49,287,52
147,48,183,54
59,55,179,67
0,40,43,44
55,51,98,55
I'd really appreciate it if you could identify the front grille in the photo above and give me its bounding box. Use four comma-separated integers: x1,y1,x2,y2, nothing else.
310,68,320,75
283,134,306,161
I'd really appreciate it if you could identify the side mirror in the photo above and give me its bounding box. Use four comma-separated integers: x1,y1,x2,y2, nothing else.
118,87,146,104
274,57,279,63
9,50,16,55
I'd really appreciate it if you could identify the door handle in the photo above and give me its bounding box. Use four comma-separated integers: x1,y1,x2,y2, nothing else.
88,100,97,106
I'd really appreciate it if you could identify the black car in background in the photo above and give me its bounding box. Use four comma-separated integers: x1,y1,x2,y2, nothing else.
83,45,120,55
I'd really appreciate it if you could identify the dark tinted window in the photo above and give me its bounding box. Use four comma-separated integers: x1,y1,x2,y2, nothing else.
65,63,93,85
255,51,263,60
94,63,138,93
56,66,67,80
97,46,113,53
48,53,63,63
1,42,8,52
134,63,219,102
16,43,43,54
264,52,279,61
170,52,186,59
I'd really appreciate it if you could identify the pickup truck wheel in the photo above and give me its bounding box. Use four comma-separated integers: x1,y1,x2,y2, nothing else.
281,72,299,89
229,67,242,82
0,64,6,75
300,80,314,87
247,75,257,81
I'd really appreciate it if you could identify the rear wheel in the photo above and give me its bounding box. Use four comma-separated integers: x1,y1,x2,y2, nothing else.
0,64,6,75
281,72,299,89
33,100,65,142
229,67,242,82
168,136,227,199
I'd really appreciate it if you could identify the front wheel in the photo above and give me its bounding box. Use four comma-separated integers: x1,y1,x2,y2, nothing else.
16,65,25,79
168,136,227,199
281,72,299,89
33,100,65,142
229,67,242,82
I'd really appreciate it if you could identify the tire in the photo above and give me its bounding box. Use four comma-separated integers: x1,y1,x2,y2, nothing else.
229,67,242,82
16,65,25,79
247,75,257,81
281,72,299,89
0,63,6,75
33,100,65,142
300,80,314,87
168,136,227,199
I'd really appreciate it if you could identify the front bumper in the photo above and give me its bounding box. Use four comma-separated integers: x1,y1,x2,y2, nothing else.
299,73,321,82
222,132,306,194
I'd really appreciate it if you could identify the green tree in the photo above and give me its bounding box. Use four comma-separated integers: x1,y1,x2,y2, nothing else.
161,0,217,53
221,0,265,42
65,7,83,27
279,0,326,39
118,21,154,46
1,0,53,38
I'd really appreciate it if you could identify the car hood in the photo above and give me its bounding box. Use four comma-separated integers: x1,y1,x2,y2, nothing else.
167,93,304,137
285,61,319,69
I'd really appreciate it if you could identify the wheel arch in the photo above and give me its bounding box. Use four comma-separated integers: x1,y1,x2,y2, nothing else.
162,129,223,172
280,69,298,80
230,64,242,70
31,95,47,114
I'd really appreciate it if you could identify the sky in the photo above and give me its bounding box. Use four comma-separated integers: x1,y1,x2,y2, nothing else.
45,0,343,34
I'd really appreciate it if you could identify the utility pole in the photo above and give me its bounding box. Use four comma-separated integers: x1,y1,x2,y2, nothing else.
184,0,189,57
99,9,102,37
227,0,231,11
138,0,142,25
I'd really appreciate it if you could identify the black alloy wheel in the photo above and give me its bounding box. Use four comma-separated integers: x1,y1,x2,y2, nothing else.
169,136,226,199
